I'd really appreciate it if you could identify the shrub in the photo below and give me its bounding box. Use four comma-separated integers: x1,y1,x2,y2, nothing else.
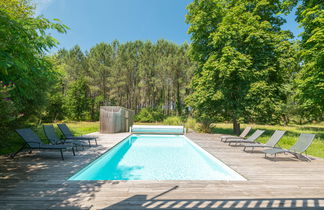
64,78,91,121
42,92,65,122
0,82,19,150
135,108,164,122
0,82,17,128
185,117,197,130
185,117,204,132
163,116,183,125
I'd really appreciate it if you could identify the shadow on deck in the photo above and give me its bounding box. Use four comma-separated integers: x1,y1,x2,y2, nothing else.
105,186,324,209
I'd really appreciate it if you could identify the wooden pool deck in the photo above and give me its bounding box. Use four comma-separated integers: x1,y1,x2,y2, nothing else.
1,132,324,209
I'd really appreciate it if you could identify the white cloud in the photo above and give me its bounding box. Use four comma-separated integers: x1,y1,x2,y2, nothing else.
33,0,54,15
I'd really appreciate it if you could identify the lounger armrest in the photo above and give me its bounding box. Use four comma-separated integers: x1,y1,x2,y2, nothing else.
26,141,41,148
226,138,244,141
226,136,242,139
75,135,97,139
65,137,76,140
53,139,65,144
27,141,41,144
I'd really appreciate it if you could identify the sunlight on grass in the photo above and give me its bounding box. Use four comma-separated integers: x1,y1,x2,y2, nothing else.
211,123,324,158
64,121,99,135
3,121,324,159
0,122,100,155
36,121,99,139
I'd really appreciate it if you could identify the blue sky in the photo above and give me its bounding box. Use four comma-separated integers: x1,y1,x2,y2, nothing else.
33,0,302,53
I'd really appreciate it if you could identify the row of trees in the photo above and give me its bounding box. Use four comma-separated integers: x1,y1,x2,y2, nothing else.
186,0,323,133
47,41,195,121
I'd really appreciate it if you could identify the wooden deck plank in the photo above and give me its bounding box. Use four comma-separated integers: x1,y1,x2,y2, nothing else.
1,132,324,209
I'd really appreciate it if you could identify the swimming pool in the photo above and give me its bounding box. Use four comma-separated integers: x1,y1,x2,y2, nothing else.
69,134,245,181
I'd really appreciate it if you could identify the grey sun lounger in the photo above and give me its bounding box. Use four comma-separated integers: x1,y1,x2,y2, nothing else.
243,130,286,152
226,129,265,146
57,124,98,146
221,126,252,142
11,128,75,160
43,125,88,149
263,133,316,161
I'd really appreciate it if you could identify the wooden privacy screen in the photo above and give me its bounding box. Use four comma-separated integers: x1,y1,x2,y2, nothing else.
100,106,135,133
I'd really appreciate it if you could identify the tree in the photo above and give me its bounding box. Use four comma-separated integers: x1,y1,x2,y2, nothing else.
47,40,195,122
295,1,324,119
65,78,90,120
0,0,68,121
159,42,194,116
64,45,88,81
186,0,295,134
87,42,114,119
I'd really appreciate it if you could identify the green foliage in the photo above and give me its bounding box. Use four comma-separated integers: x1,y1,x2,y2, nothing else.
0,0,67,121
186,0,296,133
43,92,65,122
47,40,194,121
0,81,18,128
185,117,204,132
65,78,91,121
281,0,323,120
87,42,113,106
294,1,324,119
163,116,183,125
135,108,164,122
0,82,18,141
0,0,68,154
185,117,197,130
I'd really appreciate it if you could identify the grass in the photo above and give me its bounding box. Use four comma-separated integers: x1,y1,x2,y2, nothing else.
56,121,99,135
210,123,324,158
0,121,99,155
2,120,324,159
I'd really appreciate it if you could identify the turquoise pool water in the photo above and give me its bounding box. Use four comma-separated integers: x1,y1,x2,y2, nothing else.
69,134,245,181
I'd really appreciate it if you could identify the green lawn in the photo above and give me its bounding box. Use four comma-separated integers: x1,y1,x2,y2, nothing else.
118,121,324,158
210,123,324,158
2,120,324,159
1,121,99,155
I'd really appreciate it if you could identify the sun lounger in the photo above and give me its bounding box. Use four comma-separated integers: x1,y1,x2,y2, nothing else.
226,130,265,146
220,126,252,142
243,130,286,152
263,133,316,161
43,125,88,149
11,128,75,160
57,124,98,146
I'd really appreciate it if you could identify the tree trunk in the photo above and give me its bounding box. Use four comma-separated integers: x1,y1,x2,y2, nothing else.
176,79,181,116
282,114,289,126
232,117,240,135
